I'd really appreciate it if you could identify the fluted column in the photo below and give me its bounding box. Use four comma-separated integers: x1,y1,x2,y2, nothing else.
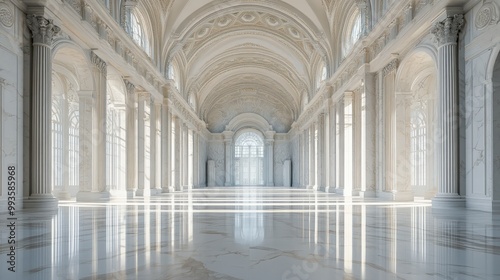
91,52,110,200
299,131,305,187
25,14,60,209
149,97,160,195
431,14,465,208
182,123,189,188
223,131,234,186
265,131,275,186
161,99,173,193
125,80,137,197
344,92,355,196
173,115,181,191
327,99,337,193
308,124,316,189
336,98,345,194
360,74,376,197
316,114,325,191
59,98,71,200
77,91,93,197
193,131,200,188
136,92,148,196
304,128,310,188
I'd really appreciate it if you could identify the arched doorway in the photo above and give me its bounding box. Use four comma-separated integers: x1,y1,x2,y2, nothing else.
234,130,265,186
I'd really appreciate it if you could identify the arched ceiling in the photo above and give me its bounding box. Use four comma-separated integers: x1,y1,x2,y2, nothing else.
155,0,337,133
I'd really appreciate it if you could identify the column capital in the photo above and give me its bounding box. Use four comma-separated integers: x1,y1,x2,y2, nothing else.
431,14,464,47
26,14,60,46
124,79,135,95
91,51,107,75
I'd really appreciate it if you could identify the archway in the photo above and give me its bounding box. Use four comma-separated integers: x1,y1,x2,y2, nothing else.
395,49,438,200
234,130,265,186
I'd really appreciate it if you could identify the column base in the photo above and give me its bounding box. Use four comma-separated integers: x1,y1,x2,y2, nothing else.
24,194,58,210
162,186,175,193
465,198,500,212
432,195,465,209
110,189,128,199
57,191,71,200
379,191,414,201
126,190,136,199
359,190,376,198
336,188,358,197
306,185,315,190
324,186,336,193
76,191,110,202
135,188,151,197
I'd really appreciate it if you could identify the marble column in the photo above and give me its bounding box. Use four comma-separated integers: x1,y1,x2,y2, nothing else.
193,131,200,188
173,115,181,191
394,93,413,200
316,114,325,191
335,98,345,194
125,80,137,197
327,99,337,193
431,14,465,208
91,52,110,200
149,97,159,195
223,131,234,186
299,131,305,187
161,99,173,193
308,124,316,189
24,14,60,209
182,123,189,188
300,130,309,188
344,92,355,196
265,131,275,186
59,97,71,200
136,92,149,196
360,74,377,197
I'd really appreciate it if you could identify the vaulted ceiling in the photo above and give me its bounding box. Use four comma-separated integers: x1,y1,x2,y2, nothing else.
138,0,355,133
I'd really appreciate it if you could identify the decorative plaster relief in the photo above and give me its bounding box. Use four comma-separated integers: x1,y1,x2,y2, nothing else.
475,1,499,30
0,1,13,28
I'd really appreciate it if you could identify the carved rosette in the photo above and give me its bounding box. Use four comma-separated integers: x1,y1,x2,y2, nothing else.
475,1,499,30
431,14,464,47
26,14,61,46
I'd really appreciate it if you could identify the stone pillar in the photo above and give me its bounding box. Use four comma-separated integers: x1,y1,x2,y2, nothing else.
24,14,60,209
149,97,158,195
394,93,413,200
136,92,149,196
283,160,292,187
344,92,355,196
125,80,137,197
161,99,173,193
193,131,200,188
265,131,275,186
360,74,377,197
308,124,316,189
122,0,138,32
336,97,345,194
304,128,310,188
223,131,234,186
327,99,337,193
59,98,71,200
182,123,189,188
316,113,325,191
173,115,181,191
299,131,305,187
431,14,465,208
91,52,109,199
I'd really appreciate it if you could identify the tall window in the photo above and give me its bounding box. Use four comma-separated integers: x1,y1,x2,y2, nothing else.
411,110,426,187
342,10,362,57
130,12,151,56
68,108,79,187
234,132,265,186
52,98,63,190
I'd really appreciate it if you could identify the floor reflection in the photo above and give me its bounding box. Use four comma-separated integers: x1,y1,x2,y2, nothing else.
1,187,499,280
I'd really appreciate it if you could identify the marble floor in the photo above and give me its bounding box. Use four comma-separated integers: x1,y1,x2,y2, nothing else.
1,187,500,280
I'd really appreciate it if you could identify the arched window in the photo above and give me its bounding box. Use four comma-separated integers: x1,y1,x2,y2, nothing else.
168,64,180,89
317,63,328,89
342,9,362,57
130,11,151,56
411,110,426,188
234,131,265,186
68,108,79,188
52,97,63,191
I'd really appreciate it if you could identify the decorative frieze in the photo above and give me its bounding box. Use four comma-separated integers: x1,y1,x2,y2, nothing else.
383,59,399,77
91,51,107,75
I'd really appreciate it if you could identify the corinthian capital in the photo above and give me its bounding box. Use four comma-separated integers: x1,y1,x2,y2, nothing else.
26,14,61,45
431,14,464,46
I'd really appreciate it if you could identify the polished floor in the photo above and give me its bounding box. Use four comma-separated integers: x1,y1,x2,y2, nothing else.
1,187,500,280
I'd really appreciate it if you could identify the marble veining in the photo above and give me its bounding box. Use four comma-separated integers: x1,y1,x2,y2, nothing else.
1,187,500,280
